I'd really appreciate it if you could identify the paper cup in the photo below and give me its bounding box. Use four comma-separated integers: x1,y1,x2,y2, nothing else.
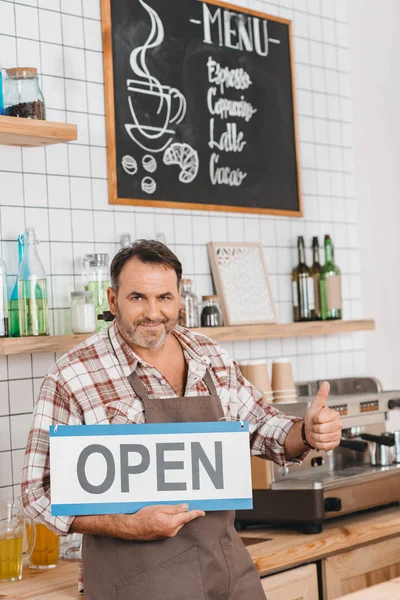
271,359,295,393
238,360,272,395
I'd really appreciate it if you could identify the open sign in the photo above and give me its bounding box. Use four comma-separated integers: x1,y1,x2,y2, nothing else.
49,422,252,516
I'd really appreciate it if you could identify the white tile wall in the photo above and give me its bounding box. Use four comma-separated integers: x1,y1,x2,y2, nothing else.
0,0,364,499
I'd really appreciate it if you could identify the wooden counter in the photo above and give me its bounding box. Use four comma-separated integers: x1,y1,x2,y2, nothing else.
336,576,400,599
0,506,399,599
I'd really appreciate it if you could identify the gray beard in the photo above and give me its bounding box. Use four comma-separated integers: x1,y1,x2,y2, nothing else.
115,304,175,349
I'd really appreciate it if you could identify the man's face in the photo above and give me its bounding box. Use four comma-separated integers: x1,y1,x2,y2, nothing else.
107,258,180,349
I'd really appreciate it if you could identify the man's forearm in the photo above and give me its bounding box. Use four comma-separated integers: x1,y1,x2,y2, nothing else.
70,514,132,540
284,420,308,459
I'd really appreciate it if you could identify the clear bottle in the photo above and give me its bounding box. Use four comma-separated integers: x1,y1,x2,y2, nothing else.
178,279,199,328
82,254,110,332
311,236,322,321
292,236,314,322
70,291,96,334
120,233,131,248
18,228,49,336
0,257,9,337
320,235,342,320
4,67,45,119
200,295,222,327
9,234,24,337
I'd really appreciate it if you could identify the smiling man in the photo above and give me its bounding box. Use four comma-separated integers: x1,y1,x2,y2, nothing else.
21,239,342,600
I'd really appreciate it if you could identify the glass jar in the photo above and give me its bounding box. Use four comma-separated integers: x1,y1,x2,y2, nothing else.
179,279,199,328
82,254,110,331
200,295,222,327
71,291,96,334
4,67,45,119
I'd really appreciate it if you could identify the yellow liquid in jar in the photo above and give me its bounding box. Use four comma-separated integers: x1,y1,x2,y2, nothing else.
0,535,23,581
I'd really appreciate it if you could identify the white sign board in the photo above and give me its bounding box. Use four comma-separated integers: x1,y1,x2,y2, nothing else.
50,421,252,516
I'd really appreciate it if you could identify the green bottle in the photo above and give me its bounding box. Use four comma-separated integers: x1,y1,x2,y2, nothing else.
320,235,342,320
9,234,24,337
292,236,314,322
18,228,49,336
311,236,322,320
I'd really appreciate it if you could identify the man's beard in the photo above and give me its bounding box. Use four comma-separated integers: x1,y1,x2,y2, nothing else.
115,303,177,349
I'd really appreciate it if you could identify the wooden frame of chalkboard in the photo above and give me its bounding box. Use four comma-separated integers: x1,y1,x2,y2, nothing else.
101,0,303,217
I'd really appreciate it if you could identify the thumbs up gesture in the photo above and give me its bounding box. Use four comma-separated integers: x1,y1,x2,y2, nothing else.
304,381,342,451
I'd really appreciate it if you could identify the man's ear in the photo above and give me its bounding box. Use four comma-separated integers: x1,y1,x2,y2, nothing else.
107,287,117,315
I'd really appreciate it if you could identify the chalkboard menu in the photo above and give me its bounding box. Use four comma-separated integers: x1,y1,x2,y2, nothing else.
102,0,302,216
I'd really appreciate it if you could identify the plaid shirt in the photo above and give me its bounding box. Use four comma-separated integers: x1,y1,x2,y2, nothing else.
21,321,307,537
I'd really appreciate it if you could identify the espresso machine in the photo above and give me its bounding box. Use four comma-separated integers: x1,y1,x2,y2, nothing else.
235,377,400,533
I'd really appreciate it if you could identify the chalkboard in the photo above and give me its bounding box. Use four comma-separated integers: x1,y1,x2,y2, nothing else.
101,0,302,216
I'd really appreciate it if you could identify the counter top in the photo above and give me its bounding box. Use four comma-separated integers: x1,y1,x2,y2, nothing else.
336,576,400,599
1,506,399,599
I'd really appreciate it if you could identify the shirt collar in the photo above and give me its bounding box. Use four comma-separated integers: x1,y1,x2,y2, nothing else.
108,321,211,378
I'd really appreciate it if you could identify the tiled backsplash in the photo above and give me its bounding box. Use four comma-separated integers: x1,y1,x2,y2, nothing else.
0,0,364,501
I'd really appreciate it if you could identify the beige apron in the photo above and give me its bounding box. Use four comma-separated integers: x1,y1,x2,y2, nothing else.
82,369,265,599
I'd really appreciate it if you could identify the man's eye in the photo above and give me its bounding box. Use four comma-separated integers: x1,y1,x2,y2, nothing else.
160,296,171,301
131,296,142,301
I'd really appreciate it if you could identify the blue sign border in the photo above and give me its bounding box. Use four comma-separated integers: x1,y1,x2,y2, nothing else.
52,498,252,516
49,421,249,437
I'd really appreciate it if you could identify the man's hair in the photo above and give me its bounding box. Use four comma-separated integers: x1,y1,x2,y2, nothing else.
110,239,182,292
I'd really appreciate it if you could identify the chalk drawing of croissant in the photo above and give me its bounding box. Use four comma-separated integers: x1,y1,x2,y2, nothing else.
125,0,187,153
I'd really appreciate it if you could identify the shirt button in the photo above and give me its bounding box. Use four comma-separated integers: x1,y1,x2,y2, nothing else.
160,379,166,385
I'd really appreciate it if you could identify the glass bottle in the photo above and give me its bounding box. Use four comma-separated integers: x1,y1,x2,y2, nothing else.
18,228,49,336
82,254,110,331
9,234,24,337
200,296,222,327
120,233,131,248
4,67,45,119
311,236,322,321
320,235,342,320
178,279,199,328
292,236,314,322
0,257,9,337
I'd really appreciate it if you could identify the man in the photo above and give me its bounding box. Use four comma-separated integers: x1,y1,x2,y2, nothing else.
22,240,342,599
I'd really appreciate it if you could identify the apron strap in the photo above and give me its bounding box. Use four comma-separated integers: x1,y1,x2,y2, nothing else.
127,370,151,401
202,369,219,396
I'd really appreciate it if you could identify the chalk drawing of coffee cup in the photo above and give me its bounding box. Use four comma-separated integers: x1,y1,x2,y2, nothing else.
125,0,187,153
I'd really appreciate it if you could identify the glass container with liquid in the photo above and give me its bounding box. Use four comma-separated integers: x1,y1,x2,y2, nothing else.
9,234,24,337
83,254,110,331
18,228,49,336
0,257,9,337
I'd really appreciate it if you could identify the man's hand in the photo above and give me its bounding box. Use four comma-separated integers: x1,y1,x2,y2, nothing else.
71,503,205,541
124,503,205,541
304,381,342,451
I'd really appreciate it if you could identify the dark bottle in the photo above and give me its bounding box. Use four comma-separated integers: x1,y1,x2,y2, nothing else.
320,235,342,320
292,236,314,322
311,237,322,320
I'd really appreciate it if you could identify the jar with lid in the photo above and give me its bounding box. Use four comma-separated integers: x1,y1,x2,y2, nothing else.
200,295,222,327
4,68,45,119
70,291,96,334
179,279,199,328
82,254,110,331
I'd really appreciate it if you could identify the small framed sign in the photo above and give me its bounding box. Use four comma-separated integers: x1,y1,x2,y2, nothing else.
208,242,277,326
50,421,252,516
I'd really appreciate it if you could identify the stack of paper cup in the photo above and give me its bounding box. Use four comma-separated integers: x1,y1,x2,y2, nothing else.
238,360,273,404
271,359,297,403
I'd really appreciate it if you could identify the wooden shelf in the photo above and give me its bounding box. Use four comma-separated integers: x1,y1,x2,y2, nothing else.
0,320,375,356
0,116,77,146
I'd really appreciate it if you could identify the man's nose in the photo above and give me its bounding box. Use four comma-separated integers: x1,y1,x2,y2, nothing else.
145,300,161,321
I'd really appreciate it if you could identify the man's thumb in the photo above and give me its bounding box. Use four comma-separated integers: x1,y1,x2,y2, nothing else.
310,381,330,410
